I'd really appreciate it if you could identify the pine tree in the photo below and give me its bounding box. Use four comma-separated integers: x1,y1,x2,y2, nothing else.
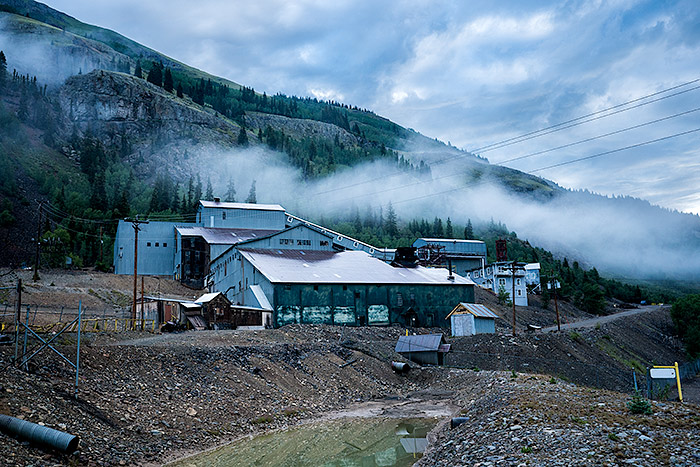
163,68,173,92
205,177,214,201
385,202,398,237
246,180,257,203
146,62,162,87
0,50,6,90
433,217,444,237
193,174,202,206
237,128,249,146
134,60,142,79
446,217,453,238
224,179,236,202
176,82,183,98
464,219,474,239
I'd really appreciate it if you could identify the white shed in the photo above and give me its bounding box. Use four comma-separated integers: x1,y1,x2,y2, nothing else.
447,303,498,336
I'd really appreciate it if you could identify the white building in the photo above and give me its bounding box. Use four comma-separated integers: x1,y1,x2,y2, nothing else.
467,261,528,306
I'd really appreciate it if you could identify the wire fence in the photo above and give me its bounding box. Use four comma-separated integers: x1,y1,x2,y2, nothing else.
442,349,640,393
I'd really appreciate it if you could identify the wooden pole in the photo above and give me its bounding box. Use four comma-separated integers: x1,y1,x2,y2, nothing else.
511,261,516,337
132,222,139,328
553,279,561,332
33,202,42,281
141,276,145,331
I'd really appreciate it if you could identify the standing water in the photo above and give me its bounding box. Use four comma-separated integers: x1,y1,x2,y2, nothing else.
169,417,438,467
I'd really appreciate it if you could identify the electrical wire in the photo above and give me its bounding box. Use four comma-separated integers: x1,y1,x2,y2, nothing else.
470,78,700,153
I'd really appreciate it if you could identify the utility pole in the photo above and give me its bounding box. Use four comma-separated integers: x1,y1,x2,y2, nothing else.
551,278,561,332
511,261,516,337
127,217,148,328
140,277,145,331
99,226,103,263
32,202,42,281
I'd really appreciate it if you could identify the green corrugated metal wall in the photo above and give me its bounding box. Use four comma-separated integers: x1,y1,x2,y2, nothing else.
272,283,474,328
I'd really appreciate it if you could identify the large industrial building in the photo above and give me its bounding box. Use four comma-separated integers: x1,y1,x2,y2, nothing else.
113,200,475,328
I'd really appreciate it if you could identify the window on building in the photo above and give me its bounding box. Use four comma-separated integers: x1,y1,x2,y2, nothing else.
313,285,319,291
155,242,159,247
516,278,521,285
224,263,227,276
284,285,291,291
517,290,522,296
396,293,403,306
343,285,348,291
223,212,227,220
163,243,167,247
354,292,361,299
147,242,151,247
499,278,506,285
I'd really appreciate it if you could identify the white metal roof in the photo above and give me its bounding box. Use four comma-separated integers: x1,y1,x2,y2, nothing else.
194,292,222,304
176,227,281,244
199,200,285,211
448,303,499,319
239,249,476,285
524,263,541,270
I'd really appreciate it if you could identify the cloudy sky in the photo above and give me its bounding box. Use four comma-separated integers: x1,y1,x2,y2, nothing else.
45,0,700,214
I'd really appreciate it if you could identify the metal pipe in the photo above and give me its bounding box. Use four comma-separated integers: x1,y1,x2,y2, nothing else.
0,414,79,453
391,361,410,373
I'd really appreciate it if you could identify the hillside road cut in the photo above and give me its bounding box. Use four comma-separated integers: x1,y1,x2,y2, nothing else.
542,304,668,332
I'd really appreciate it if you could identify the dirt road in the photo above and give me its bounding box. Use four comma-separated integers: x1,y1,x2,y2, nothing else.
542,305,668,332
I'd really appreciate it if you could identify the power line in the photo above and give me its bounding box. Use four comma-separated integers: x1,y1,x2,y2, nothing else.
470,78,700,153
305,80,700,201
391,126,700,207
495,106,700,166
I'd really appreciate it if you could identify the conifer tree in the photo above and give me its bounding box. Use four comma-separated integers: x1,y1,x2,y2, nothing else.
205,177,214,201
237,127,249,146
146,61,162,87
176,82,183,98
446,217,453,238
385,202,398,237
224,179,236,202
246,180,257,203
464,218,474,239
0,50,6,89
163,68,173,92
134,60,142,79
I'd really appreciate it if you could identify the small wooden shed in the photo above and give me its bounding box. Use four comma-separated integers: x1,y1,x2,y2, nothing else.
195,292,232,329
447,303,498,336
395,334,450,365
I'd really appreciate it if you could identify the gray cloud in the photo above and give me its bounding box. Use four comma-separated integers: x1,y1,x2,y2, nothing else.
40,0,700,214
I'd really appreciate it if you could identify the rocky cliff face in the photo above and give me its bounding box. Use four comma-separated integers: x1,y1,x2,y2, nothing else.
57,70,244,179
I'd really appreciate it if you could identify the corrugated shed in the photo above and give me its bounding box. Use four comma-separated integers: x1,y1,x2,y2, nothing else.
448,303,499,319
395,334,445,353
239,249,476,285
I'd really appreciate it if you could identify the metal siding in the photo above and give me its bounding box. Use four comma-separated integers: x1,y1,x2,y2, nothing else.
474,317,495,334
413,238,487,256
451,314,475,336
200,206,286,229
113,220,183,276
240,225,334,251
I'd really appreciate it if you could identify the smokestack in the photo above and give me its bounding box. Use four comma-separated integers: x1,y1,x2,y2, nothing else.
214,197,221,203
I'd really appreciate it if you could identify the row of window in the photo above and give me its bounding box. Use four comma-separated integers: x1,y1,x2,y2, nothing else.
146,242,167,247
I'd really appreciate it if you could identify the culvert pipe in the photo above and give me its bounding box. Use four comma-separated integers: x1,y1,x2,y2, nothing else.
391,361,410,373
0,414,79,453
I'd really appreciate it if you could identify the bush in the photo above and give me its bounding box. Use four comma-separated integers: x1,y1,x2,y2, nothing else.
627,391,653,415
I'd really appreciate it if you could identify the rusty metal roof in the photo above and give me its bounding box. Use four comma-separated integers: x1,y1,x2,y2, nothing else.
395,334,446,353
176,227,280,244
238,249,476,285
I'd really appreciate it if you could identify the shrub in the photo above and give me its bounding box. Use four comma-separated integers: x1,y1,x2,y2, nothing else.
627,391,653,415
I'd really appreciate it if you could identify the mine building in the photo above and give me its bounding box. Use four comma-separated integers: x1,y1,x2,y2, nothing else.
467,261,528,306
412,238,487,278
113,200,474,328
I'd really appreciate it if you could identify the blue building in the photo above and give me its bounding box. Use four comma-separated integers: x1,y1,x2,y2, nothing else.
467,262,528,306
113,201,475,328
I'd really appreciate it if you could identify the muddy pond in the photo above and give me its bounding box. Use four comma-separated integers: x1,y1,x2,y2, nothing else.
170,416,438,467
